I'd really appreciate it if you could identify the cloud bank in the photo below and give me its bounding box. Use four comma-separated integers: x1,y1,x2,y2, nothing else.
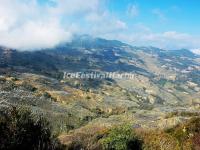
191,49,200,55
0,0,100,50
0,0,200,50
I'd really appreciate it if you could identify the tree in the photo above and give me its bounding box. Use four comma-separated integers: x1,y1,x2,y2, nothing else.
0,106,64,150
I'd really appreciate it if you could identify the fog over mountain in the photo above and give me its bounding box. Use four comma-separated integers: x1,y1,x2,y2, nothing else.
1,0,200,50
191,48,200,55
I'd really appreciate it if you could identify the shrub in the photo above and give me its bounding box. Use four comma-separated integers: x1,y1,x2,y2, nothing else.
192,133,200,150
0,106,65,150
100,124,143,150
165,111,200,119
165,117,200,149
138,130,179,150
21,82,37,92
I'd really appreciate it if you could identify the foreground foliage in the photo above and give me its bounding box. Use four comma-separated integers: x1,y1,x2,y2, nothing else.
61,117,200,150
0,106,65,150
1,105,199,150
100,124,143,150
165,117,200,150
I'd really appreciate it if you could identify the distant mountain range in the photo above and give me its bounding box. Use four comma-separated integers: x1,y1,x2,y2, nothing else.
0,35,200,142
0,35,199,82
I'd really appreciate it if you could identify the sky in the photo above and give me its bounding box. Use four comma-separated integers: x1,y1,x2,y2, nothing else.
0,0,200,52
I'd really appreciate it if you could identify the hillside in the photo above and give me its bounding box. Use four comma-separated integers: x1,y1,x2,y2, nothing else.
0,35,200,149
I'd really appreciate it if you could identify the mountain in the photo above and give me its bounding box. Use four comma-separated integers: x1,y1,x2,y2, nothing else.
0,36,148,75
1,36,199,83
0,36,200,147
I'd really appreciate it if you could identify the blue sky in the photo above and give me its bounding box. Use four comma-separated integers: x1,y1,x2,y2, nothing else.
0,0,200,51
107,0,200,35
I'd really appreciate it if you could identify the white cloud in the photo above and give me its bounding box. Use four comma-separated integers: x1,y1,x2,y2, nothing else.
0,0,101,50
0,0,200,51
104,24,200,50
50,0,99,14
85,11,127,36
127,4,139,17
170,5,181,12
0,19,72,50
191,49,200,55
152,9,167,22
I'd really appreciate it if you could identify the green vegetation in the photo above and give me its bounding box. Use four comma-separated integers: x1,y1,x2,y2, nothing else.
165,111,200,119
60,118,200,150
100,124,143,150
138,130,179,150
165,117,200,149
21,81,37,92
1,40,200,149
0,106,65,150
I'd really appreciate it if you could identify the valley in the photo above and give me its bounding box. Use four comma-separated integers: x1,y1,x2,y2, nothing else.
0,36,199,149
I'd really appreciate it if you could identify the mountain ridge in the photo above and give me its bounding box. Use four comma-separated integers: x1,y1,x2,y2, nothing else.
0,35,200,149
